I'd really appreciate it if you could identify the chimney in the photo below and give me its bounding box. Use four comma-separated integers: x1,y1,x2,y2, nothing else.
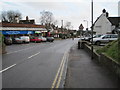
102,9,106,13
14,15,19,23
106,12,109,17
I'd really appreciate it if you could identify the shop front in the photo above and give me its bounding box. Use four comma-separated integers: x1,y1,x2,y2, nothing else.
2,31,34,37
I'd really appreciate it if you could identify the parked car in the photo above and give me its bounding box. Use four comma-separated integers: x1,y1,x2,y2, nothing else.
82,34,103,41
39,36,47,42
20,36,30,43
4,37,12,45
93,34,103,38
30,36,42,43
91,34,118,45
46,37,54,42
12,37,23,44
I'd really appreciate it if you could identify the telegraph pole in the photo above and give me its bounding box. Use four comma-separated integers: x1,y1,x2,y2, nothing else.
61,20,63,33
91,0,94,59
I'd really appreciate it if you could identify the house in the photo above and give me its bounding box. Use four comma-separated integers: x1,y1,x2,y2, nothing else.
93,9,120,34
19,16,35,24
108,17,120,33
93,9,112,34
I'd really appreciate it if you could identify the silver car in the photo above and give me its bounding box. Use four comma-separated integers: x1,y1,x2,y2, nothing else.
91,34,118,45
20,36,30,43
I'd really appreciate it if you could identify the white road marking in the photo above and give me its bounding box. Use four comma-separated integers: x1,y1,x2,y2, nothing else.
28,52,40,59
0,52,40,73
0,64,16,73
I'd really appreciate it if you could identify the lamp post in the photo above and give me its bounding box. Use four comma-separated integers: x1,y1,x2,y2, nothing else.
83,20,88,30
91,0,94,60
118,23,120,63
61,20,63,33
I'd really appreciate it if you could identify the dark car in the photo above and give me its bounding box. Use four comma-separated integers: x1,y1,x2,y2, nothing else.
46,37,54,42
12,37,23,44
4,37,12,45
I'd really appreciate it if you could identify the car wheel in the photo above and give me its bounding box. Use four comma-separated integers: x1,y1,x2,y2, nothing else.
96,41,101,46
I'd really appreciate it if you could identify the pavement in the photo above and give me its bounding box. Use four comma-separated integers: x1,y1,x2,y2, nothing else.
65,44,119,88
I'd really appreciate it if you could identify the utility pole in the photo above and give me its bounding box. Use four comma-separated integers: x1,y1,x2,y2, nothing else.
91,0,94,60
61,20,63,33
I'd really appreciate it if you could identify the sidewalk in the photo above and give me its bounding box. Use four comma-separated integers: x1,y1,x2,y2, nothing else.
65,44,118,88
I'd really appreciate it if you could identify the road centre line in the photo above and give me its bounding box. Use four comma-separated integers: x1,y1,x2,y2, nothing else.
51,52,67,89
28,52,40,59
1,52,40,73
0,64,16,73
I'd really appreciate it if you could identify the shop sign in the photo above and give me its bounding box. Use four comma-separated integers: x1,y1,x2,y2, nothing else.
35,31,41,33
27,31,34,34
2,31,34,35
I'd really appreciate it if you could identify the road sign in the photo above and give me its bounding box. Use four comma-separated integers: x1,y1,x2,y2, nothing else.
79,24,84,30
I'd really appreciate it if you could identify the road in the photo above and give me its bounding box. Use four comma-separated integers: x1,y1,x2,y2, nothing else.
2,38,78,88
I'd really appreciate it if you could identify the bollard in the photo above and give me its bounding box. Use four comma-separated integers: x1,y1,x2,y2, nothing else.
78,41,80,49
78,39,84,49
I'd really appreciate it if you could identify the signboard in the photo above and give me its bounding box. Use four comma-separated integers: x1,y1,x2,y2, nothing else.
35,31,41,33
2,31,34,35
79,24,84,30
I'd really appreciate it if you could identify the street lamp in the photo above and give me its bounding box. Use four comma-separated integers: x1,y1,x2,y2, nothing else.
83,20,88,30
61,20,63,33
118,23,120,62
91,0,94,60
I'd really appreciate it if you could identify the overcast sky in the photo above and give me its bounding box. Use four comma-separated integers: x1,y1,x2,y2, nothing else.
0,0,119,30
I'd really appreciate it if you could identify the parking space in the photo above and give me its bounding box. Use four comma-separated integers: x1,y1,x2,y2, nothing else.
5,41,56,54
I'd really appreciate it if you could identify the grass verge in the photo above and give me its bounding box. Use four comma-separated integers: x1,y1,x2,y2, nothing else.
96,40,120,64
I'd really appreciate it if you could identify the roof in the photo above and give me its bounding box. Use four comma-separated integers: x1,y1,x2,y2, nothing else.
108,17,120,27
19,19,35,24
0,22,45,28
93,16,120,28
93,14,102,27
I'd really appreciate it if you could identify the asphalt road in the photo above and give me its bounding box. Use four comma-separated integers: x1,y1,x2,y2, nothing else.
2,38,78,88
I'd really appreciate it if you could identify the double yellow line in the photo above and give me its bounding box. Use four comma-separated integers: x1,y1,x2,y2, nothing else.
51,52,67,89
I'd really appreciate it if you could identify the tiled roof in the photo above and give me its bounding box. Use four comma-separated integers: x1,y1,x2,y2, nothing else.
0,22,45,28
108,17,120,27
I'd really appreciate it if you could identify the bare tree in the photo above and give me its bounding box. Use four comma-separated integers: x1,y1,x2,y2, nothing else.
1,10,22,23
53,20,58,26
64,21,71,30
1,11,8,22
40,10,54,25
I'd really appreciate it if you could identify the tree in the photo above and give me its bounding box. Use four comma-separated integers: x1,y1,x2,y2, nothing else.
40,10,54,25
1,11,7,22
64,21,71,30
53,20,58,26
1,10,22,23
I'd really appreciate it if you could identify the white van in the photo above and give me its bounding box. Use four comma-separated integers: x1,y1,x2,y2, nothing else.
20,36,30,43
